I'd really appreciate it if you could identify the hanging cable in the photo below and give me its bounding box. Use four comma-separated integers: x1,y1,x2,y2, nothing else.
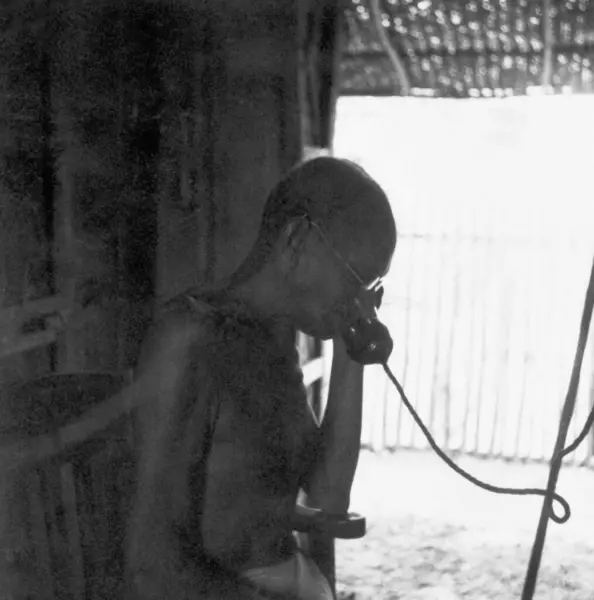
382,363,571,524
380,253,594,600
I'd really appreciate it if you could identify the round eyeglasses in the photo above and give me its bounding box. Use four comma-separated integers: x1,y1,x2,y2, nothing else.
303,215,385,309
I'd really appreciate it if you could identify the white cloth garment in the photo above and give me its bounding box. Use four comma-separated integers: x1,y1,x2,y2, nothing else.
241,549,333,600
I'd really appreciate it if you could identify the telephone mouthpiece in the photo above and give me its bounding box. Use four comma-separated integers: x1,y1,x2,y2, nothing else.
343,318,393,365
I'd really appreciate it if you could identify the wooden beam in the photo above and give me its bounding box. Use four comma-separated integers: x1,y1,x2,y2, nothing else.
343,43,594,61
316,1,343,149
0,296,73,359
0,330,60,360
369,0,411,95
0,296,73,326
541,0,554,90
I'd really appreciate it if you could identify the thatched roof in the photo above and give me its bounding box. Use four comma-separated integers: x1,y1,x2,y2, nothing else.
340,0,594,97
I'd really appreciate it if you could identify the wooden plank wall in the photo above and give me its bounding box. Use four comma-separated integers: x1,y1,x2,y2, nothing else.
156,0,303,292
1,0,342,375
0,0,346,412
49,0,154,373
1,0,163,379
0,3,346,598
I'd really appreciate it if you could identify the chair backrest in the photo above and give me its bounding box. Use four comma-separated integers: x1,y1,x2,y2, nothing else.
0,373,135,600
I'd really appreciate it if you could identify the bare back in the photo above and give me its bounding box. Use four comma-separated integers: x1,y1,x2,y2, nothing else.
127,292,319,598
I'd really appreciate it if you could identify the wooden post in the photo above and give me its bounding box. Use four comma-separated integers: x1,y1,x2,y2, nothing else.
541,0,554,91
298,3,348,596
152,1,302,292
154,1,213,299
370,0,411,95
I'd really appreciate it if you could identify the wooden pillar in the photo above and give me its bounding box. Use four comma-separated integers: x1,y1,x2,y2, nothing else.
210,3,302,282
152,1,211,301
153,0,301,295
298,3,346,597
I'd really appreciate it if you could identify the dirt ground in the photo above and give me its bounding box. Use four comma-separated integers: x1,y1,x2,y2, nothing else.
336,450,594,600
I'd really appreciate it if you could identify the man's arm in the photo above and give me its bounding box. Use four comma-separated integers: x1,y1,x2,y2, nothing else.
300,336,364,515
125,310,267,600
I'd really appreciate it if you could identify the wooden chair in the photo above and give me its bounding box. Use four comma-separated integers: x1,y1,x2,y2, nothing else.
0,373,364,600
0,373,134,600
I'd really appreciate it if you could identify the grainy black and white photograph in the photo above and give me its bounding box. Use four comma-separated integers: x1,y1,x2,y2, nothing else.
1,1,594,600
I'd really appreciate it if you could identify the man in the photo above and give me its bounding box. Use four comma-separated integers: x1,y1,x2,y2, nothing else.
125,157,397,599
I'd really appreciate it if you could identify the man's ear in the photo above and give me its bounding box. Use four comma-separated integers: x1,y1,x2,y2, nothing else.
281,217,311,253
276,218,312,277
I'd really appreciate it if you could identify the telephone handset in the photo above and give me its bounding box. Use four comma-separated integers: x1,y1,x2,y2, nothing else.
342,312,393,365
338,288,574,532
340,292,394,365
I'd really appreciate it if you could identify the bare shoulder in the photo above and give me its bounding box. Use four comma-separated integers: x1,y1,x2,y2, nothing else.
136,293,218,375
131,293,221,444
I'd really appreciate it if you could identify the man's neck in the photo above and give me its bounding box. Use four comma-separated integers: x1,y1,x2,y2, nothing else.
195,279,294,350
226,266,289,318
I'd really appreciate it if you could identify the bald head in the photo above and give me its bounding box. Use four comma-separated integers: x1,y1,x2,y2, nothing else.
242,157,397,282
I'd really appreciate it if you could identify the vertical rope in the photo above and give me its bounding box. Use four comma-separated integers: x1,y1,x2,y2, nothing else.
521,255,594,600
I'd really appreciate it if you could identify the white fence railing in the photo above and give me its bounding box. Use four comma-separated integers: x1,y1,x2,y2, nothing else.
362,233,594,466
